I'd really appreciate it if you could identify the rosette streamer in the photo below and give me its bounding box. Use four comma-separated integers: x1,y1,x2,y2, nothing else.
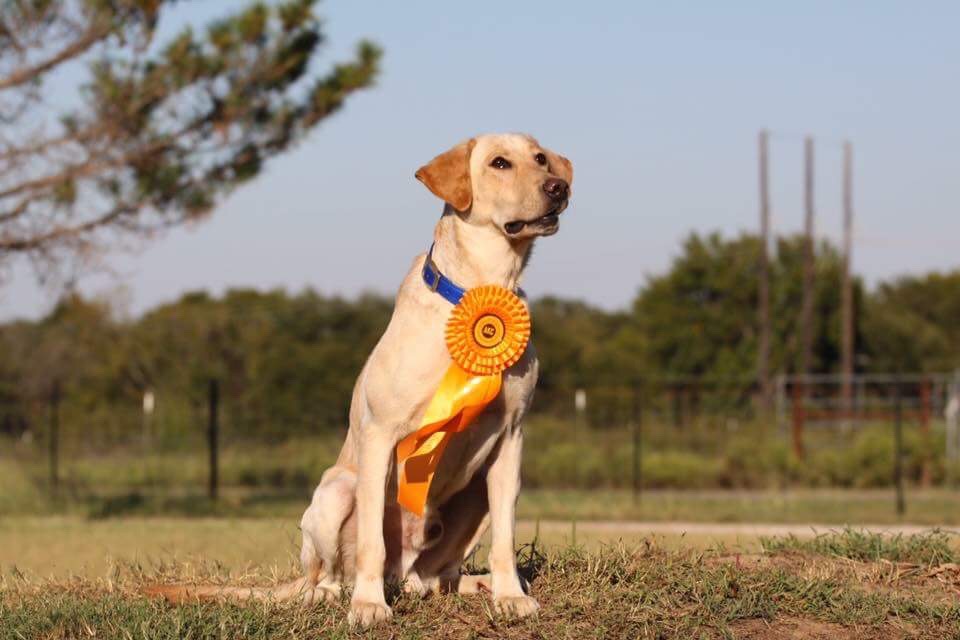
397,285,530,515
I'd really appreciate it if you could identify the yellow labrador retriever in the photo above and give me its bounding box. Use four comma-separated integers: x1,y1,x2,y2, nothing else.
149,133,572,627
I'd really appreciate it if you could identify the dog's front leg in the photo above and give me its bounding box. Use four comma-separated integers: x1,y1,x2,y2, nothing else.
348,428,394,627
486,423,539,618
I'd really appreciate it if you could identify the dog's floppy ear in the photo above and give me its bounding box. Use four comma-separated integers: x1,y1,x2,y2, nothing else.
545,150,574,189
415,139,475,212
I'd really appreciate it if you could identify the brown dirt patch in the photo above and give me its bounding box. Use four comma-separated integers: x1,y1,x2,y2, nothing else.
729,617,911,640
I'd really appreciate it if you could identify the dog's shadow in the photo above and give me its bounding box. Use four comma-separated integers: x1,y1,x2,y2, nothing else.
385,540,547,605
515,540,548,590
460,539,547,594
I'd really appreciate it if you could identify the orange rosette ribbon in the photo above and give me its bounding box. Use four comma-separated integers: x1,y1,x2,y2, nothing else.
445,285,531,375
397,286,531,515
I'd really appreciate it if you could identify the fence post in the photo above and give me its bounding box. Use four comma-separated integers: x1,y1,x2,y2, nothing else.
919,378,932,487
774,374,786,435
208,378,219,501
574,389,587,438
141,389,155,450
893,379,905,517
791,380,805,459
632,383,642,505
948,370,960,487
49,380,60,497
672,385,681,430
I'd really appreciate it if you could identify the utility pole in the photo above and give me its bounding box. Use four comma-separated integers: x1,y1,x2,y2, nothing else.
841,141,855,412
800,136,815,384
757,130,772,411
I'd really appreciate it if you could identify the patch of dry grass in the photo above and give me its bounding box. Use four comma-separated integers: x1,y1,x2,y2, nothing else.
4,537,960,639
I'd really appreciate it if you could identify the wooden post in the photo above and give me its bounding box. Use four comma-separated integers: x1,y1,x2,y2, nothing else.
841,142,855,415
49,380,60,496
208,378,220,501
800,137,816,385
757,130,772,411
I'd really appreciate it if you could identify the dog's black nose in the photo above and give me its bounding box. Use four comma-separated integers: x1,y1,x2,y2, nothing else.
542,178,569,201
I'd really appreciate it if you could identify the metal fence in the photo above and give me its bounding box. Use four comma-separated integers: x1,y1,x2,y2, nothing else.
2,372,959,515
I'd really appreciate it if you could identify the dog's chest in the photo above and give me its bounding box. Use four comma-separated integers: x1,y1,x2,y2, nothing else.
427,346,539,504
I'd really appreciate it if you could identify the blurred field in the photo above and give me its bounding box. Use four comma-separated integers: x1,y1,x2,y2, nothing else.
4,415,959,521
0,516,752,578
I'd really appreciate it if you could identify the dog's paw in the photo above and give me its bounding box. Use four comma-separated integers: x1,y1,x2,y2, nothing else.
348,600,392,627
494,595,540,619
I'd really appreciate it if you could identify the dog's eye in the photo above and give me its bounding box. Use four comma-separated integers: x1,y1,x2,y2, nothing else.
490,156,511,170
535,153,547,165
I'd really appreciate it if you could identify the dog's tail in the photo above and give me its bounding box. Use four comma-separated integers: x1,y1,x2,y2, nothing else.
143,576,315,604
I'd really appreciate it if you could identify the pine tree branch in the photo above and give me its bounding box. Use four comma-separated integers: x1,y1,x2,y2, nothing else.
0,22,112,91
0,199,142,251
0,0,381,274
0,18,27,54
0,198,30,224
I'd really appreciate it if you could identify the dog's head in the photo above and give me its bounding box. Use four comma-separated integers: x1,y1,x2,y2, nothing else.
415,133,573,240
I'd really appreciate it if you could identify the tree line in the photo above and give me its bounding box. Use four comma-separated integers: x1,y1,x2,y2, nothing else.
2,231,958,439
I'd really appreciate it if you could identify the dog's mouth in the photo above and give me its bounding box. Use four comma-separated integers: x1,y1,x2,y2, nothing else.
503,204,564,237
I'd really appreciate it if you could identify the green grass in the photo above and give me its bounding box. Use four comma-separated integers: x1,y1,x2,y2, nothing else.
761,527,959,566
519,488,960,525
6,483,960,525
4,536,960,639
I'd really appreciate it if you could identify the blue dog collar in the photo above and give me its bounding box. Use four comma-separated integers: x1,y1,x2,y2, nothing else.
422,245,466,305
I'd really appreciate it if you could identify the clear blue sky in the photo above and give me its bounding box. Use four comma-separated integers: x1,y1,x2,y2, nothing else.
4,0,958,320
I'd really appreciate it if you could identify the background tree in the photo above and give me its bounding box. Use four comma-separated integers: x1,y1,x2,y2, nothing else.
125,289,393,438
861,272,960,372
0,0,380,279
633,232,866,385
635,233,762,381
2,233,958,442
530,297,637,391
